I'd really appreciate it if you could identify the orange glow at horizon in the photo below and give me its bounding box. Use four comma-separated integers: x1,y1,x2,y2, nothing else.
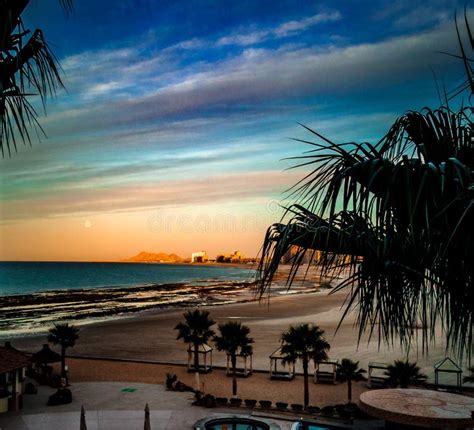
0,202,281,262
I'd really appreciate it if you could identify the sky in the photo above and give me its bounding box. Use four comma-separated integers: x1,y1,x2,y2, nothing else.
0,0,469,261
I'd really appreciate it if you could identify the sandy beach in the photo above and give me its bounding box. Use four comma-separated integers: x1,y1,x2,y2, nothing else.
4,264,473,413
9,276,467,383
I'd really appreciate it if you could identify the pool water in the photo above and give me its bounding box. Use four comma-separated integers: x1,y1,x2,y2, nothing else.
202,418,270,430
292,422,347,430
209,425,265,430
300,427,331,430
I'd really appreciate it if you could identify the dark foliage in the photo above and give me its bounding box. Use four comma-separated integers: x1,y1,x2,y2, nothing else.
257,13,474,359
0,0,71,157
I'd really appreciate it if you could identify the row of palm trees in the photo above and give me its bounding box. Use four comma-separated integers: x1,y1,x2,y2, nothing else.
31,315,474,417
175,310,429,408
175,310,253,398
41,316,474,407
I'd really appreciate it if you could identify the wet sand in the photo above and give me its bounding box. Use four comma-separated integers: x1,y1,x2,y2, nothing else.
0,280,256,336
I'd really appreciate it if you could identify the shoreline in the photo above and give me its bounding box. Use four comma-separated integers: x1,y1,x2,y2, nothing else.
5,264,471,384
0,260,255,268
9,287,472,383
0,264,323,338
0,279,259,338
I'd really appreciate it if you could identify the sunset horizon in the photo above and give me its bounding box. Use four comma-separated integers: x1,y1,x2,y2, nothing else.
0,0,467,262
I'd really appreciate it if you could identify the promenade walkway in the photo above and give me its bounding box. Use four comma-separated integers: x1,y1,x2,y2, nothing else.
0,382,292,430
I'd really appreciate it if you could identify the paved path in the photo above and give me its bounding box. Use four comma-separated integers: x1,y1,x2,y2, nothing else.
0,382,293,430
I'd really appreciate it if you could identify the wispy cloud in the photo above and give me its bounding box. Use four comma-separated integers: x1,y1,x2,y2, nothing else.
216,11,342,47
1,9,466,228
0,170,301,221
165,11,342,50
273,11,342,38
393,6,450,30
373,0,457,30
39,18,459,140
165,37,208,51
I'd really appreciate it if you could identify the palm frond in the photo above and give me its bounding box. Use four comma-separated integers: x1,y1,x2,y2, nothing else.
257,81,473,359
0,0,69,157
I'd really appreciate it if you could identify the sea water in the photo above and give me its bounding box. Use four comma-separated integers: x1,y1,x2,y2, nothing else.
0,262,255,336
0,261,253,296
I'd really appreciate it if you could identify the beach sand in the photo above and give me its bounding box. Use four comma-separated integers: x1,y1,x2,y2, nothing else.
10,278,462,383
8,268,473,409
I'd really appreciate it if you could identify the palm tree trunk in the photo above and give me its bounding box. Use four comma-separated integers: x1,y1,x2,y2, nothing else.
61,345,66,378
231,354,237,397
303,356,309,409
348,379,352,403
193,342,200,392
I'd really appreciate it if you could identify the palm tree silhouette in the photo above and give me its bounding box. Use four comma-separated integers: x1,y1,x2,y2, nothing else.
213,321,253,397
257,15,474,358
385,360,427,388
0,0,73,157
175,310,215,391
280,324,330,408
337,359,366,403
47,323,79,382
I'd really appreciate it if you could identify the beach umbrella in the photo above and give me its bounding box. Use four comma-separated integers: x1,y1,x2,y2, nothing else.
32,344,61,364
144,403,151,430
80,405,87,430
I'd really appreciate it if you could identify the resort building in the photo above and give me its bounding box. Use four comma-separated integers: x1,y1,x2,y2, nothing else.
0,343,31,413
281,246,315,264
191,251,208,263
216,250,246,263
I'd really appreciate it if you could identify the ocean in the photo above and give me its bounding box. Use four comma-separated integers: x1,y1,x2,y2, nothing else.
0,262,256,337
0,261,254,296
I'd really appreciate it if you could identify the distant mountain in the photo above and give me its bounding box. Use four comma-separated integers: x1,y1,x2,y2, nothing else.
123,251,183,263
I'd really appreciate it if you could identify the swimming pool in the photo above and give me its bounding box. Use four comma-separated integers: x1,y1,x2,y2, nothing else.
194,416,275,430
291,422,349,430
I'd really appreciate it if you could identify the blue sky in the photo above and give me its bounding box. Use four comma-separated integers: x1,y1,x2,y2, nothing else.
0,0,470,260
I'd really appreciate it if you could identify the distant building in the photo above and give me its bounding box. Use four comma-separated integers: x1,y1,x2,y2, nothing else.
230,250,242,263
216,250,251,263
281,246,319,264
0,342,31,413
281,246,358,267
191,251,208,263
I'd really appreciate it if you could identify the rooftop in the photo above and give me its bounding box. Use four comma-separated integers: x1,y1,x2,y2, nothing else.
0,345,31,374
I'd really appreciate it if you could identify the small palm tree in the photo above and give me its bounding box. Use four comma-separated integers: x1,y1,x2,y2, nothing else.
213,321,253,397
47,323,79,381
385,360,427,388
281,324,330,408
337,359,366,403
463,366,474,384
174,310,215,391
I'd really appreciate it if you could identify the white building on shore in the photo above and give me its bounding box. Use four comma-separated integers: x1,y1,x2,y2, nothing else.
191,251,207,263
